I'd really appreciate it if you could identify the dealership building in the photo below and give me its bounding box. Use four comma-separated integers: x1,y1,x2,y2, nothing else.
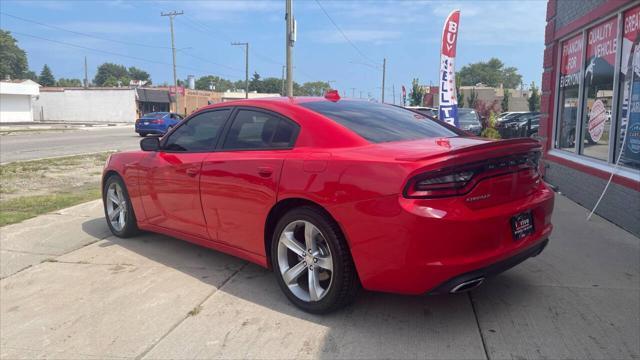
541,0,639,236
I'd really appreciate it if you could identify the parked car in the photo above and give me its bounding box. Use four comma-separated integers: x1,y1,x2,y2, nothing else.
496,112,540,138
103,93,554,313
405,106,438,118
517,113,541,137
458,108,482,136
135,112,183,137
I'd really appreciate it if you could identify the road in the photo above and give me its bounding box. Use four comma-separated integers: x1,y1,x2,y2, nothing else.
0,126,141,163
1,195,638,359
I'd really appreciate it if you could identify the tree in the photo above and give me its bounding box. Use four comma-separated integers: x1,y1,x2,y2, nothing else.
458,58,522,88
0,30,29,80
248,72,261,92
409,78,425,106
128,67,151,84
23,70,38,82
528,81,540,111
467,88,478,108
300,81,330,96
56,78,82,87
501,89,510,112
38,64,55,86
261,77,284,94
456,74,464,106
195,75,234,92
93,63,149,87
94,63,128,86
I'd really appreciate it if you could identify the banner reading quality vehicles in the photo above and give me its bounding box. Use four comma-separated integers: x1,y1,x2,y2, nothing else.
439,10,460,127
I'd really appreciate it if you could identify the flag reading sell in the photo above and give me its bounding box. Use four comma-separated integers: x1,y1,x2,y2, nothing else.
439,10,461,127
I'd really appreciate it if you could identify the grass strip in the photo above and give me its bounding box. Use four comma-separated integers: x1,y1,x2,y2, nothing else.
0,188,101,227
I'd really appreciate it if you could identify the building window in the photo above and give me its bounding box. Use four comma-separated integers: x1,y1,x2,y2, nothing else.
581,17,618,161
617,5,640,170
556,33,583,151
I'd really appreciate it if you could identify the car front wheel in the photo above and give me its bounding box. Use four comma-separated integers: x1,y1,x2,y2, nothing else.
103,175,139,238
271,206,359,314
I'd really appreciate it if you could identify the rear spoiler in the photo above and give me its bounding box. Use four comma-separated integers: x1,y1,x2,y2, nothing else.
396,138,542,162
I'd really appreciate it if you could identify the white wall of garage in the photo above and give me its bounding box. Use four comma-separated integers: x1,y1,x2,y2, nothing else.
34,88,137,123
0,80,40,123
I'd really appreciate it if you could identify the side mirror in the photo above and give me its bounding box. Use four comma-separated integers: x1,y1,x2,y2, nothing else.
140,137,160,151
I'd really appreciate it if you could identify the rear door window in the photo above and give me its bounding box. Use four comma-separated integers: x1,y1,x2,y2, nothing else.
222,109,298,150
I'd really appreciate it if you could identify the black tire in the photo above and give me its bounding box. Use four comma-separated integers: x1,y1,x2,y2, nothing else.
102,174,140,238
138,132,147,137
271,206,360,314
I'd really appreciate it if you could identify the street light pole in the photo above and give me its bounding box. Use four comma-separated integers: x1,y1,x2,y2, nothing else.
232,42,249,99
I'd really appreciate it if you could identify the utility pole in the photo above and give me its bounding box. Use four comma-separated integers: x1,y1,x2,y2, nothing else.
83,56,88,88
350,87,356,98
285,0,295,97
359,90,363,99
281,65,285,96
161,10,183,111
381,57,386,103
232,42,249,99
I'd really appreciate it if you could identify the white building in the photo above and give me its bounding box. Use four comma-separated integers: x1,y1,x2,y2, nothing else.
0,79,40,123
220,90,280,102
34,87,137,123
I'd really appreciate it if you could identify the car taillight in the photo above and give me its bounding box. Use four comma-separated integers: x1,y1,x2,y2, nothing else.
404,151,540,199
149,119,164,124
407,169,477,198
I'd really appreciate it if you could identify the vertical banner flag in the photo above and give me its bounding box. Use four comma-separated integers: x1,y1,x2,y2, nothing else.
439,10,461,127
401,85,407,106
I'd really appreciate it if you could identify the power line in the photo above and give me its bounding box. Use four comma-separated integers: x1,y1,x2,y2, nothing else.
313,0,377,67
0,11,169,49
1,11,242,77
9,30,237,78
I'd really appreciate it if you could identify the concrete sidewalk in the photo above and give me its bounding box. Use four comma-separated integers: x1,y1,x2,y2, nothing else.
1,195,638,359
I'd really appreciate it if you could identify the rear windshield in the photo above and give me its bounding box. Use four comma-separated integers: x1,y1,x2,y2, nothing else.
142,112,166,118
300,100,460,143
458,109,479,124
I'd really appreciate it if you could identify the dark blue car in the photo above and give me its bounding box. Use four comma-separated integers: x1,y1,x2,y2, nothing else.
135,112,183,137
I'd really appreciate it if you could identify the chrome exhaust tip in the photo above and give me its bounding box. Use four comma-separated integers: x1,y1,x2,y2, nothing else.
450,277,485,294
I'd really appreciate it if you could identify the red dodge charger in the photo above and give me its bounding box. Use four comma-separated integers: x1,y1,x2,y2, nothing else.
102,93,554,313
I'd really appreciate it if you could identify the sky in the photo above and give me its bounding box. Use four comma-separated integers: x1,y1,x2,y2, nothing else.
0,0,547,101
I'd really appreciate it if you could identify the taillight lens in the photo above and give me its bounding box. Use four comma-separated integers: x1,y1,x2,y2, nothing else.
408,170,476,198
149,119,164,124
404,151,540,199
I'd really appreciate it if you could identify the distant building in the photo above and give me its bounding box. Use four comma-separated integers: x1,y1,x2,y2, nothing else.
458,85,530,111
0,79,40,123
220,90,281,102
34,87,137,123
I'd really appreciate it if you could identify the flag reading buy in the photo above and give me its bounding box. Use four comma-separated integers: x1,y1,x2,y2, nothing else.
438,10,460,127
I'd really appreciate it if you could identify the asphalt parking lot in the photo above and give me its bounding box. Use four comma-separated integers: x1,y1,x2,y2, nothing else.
1,194,638,359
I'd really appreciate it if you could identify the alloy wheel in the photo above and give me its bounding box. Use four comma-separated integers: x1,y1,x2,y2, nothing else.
277,220,334,302
106,182,127,232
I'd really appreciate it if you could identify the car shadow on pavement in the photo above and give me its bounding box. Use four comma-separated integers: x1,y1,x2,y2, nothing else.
79,217,490,359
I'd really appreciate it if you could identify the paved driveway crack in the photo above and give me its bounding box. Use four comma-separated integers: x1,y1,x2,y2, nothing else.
469,292,490,360
134,261,249,360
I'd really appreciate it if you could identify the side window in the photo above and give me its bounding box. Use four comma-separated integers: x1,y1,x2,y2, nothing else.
223,109,298,150
163,110,230,152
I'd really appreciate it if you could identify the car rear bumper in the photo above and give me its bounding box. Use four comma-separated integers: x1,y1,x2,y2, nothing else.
330,182,555,295
135,127,167,134
428,238,548,294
